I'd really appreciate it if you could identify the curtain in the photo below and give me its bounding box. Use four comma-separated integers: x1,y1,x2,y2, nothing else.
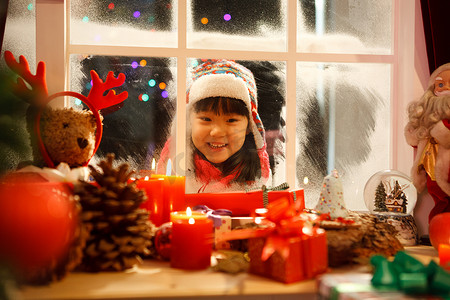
0,0,8,52
421,0,450,73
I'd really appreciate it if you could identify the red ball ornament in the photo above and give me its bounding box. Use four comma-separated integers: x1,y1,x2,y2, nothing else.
154,222,172,261
0,173,78,273
429,212,450,250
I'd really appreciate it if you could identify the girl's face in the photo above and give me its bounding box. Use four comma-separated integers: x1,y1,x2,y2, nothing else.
434,69,450,96
191,110,249,164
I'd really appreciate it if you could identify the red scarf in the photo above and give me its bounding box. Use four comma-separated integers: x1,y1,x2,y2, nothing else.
193,146,270,192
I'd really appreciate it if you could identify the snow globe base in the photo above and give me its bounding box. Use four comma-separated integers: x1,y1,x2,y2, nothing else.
375,213,418,246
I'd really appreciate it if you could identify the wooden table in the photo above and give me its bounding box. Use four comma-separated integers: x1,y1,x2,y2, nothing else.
20,246,439,300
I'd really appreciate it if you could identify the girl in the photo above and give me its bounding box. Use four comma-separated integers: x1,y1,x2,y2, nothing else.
405,63,450,222
157,60,271,193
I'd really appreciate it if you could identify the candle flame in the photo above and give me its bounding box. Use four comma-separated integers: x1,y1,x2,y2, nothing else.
186,207,192,216
151,158,156,170
144,176,149,180
303,176,309,185
188,217,195,224
255,217,262,224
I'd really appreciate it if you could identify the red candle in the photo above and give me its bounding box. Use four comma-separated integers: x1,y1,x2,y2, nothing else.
136,177,165,226
439,244,450,271
170,208,213,270
151,174,185,223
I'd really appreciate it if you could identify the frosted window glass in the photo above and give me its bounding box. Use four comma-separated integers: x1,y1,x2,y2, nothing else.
1,0,36,69
187,1,287,52
298,0,392,54
296,62,391,210
70,0,177,47
69,54,177,171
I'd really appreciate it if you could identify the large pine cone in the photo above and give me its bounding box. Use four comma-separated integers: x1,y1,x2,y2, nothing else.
74,154,156,272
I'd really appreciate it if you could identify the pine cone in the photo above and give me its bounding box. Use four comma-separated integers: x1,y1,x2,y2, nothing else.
74,154,156,272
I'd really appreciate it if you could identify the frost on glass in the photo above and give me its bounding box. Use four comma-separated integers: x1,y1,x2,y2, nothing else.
69,54,176,171
1,0,35,69
297,0,392,54
186,58,287,188
296,63,391,211
70,0,177,47
187,0,287,52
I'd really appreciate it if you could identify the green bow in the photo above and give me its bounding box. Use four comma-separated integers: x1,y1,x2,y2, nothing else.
371,251,450,297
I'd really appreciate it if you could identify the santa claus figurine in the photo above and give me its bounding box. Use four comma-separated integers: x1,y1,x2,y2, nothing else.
405,63,450,222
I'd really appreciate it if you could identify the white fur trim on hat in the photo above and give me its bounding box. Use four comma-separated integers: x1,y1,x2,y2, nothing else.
188,73,252,107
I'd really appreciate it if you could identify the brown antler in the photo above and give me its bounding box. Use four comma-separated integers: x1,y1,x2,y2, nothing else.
87,70,128,111
4,51,48,106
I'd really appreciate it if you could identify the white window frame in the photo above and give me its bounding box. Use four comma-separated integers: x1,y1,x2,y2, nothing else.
36,0,415,189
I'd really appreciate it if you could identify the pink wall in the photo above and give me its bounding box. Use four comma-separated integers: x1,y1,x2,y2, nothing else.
413,0,434,237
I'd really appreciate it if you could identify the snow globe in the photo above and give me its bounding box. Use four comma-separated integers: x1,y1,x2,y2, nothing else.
363,169,418,245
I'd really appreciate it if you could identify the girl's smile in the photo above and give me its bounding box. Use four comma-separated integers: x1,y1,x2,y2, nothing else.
191,110,249,164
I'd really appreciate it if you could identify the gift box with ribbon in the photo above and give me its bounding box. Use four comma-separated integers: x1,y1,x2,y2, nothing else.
218,197,328,283
185,183,304,216
317,251,450,299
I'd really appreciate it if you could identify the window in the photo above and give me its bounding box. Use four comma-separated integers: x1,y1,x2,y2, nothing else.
39,0,414,210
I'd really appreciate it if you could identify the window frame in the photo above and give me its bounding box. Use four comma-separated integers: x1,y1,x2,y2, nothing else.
36,0,415,190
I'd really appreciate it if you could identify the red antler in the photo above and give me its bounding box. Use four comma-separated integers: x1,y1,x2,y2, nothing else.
87,70,128,111
4,51,48,106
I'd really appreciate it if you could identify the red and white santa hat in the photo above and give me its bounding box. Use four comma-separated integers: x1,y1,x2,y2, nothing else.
187,59,265,150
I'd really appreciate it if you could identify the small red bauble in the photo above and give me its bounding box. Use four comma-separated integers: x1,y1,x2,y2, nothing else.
429,212,450,250
154,222,172,260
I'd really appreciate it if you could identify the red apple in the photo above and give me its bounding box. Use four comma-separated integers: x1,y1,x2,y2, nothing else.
0,173,78,273
429,212,450,250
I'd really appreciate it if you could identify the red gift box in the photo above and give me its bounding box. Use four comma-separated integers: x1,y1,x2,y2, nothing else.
218,197,328,284
185,188,304,216
248,229,327,283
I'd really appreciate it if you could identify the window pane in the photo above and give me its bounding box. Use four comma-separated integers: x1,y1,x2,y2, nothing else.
298,0,392,54
184,59,286,193
70,0,177,47
296,62,391,210
69,54,176,171
2,0,35,68
187,0,287,52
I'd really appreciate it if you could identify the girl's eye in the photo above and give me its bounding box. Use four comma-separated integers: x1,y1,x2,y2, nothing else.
439,83,444,88
200,117,211,121
227,118,238,123
63,123,69,128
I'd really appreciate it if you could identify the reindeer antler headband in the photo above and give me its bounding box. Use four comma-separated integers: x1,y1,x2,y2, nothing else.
4,51,128,168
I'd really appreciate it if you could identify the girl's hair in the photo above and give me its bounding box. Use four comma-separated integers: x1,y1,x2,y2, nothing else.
192,97,262,183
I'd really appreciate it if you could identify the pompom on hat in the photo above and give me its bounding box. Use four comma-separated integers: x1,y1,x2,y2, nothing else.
187,59,265,149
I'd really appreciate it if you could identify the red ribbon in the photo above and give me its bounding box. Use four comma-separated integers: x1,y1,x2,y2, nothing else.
219,197,324,261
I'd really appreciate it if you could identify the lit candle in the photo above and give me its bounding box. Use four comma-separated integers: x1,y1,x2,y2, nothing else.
136,176,165,226
151,159,185,223
138,158,156,177
439,244,450,270
170,207,213,270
